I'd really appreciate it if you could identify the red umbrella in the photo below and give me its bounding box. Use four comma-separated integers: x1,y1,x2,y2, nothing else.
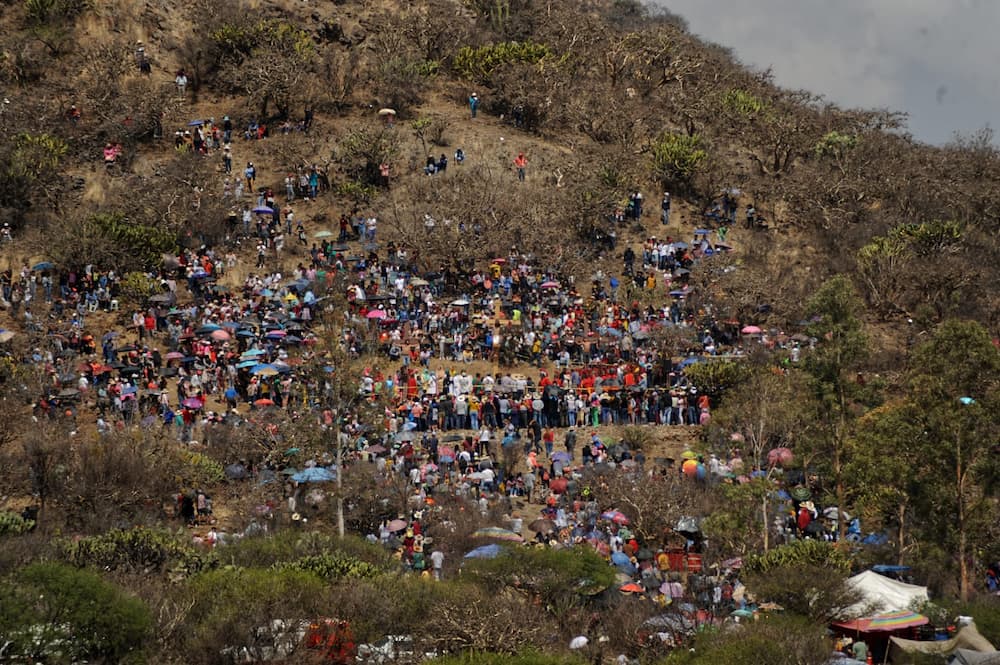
767,447,793,467
620,583,643,593
254,398,275,407
549,477,568,494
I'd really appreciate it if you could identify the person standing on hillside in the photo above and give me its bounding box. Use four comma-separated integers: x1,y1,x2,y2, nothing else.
244,162,256,191
175,69,188,98
469,92,479,119
661,192,671,225
514,152,527,181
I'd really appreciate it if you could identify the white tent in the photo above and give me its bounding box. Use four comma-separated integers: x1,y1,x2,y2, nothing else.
842,570,929,617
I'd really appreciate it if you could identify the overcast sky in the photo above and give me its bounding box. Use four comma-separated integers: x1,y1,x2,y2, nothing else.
656,0,1000,145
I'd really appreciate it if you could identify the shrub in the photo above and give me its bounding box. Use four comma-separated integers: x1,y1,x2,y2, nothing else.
274,552,382,580
743,539,852,574
452,41,553,83
814,130,858,158
683,359,752,402
650,132,707,189
0,562,151,662
175,449,227,486
59,527,212,574
668,614,829,665
722,88,766,117
0,510,34,536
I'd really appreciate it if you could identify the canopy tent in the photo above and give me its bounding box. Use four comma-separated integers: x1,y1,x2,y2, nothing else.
889,622,996,662
842,570,929,617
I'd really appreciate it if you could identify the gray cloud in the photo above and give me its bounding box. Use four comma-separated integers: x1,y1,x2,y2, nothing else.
655,0,1000,144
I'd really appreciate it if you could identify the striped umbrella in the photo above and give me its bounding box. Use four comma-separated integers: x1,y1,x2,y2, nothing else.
835,610,928,633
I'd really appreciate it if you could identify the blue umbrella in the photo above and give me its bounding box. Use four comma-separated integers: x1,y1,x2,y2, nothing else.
679,357,703,367
196,324,222,334
552,451,571,464
241,349,266,357
221,321,242,329
292,467,336,483
253,206,274,215
237,360,258,368
31,261,54,271
191,270,209,279
237,330,256,338
669,290,686,297
693,228,712,235
464,544,503,559
611,551,631,566
674,241,689,249
251,363,277,375
188,119,205,126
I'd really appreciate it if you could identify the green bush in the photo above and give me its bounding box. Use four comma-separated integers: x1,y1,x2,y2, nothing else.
743,539,852,574
722,89,765,117
666,614,828,665
0,562,151,663
683,359,752,402
462,545,615,600
650,132,707,188
452,41,553,82
814,130,858,158
275,552,382,580
175,449,226,486
60,526,212,574
178,567,328,660
0,510,34,536
218,530,394,570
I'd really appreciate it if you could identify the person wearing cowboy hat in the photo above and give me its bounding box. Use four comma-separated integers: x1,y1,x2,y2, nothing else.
797,500,817,535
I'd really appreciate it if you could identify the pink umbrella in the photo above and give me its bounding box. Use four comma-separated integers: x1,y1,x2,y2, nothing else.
210,329,230,341
540,281,560,289
366,309,386,319
741,325,762,335
165,351,184,360
767,447,793,467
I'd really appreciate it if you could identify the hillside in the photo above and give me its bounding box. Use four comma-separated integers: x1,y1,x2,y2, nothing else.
1,0,999,664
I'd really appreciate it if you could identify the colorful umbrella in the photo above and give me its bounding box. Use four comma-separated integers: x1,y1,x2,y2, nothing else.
741,325,762,335
540,281,560,289
366,310,386,319
834,610,929,633
210,329,230,341
767,447,793,466
619,583,643,593
254,398,275,407
601,510,630,525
